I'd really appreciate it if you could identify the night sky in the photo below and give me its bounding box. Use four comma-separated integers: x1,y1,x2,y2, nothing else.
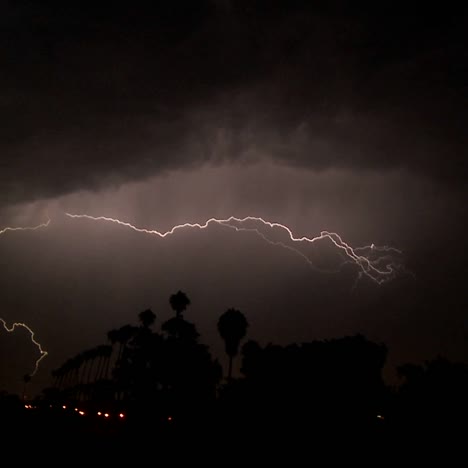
1,1,467,396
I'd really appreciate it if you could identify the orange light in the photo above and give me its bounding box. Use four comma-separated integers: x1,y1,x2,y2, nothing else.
97,412,102,416
119,413,124,418
104,413,109,418
24,405,28,409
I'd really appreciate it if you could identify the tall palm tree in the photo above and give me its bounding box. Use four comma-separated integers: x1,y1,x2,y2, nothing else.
162,316,199,342
97,345,113,381
139,309,156,328
94,345,108,382
23,374,31,401
217,308,249,380
107,328,119,348
108,324,136,373
51,369,59,389
54,365,65,390
107,328,119,379
169,291,191,318
72,354,83,399
84,349,95,384
62,358,74,389
112,325,136,401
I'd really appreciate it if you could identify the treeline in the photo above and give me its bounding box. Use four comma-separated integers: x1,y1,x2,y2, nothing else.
46,291,223,419
24,291,468,462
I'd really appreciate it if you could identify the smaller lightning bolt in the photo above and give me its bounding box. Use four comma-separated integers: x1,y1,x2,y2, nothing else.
0,318,48,377
0,217,50,377
0,218,50,236
218,221,347,274
355,243,401,254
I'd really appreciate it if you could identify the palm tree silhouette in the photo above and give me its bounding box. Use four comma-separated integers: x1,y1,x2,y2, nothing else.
23,374,31,401
169,291,191,318
113,324,136,365
100,345,113,381
94,345,112,381
162,316,200,342
217,308,249,381
138,308,156,328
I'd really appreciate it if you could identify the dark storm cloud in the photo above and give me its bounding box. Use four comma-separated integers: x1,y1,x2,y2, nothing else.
1,1,466,207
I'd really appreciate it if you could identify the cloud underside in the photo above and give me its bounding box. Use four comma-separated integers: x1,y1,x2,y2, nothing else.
1,2,466,206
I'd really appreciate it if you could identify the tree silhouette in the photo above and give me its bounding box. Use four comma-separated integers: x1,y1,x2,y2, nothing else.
217,308,249,380
114,324,136,365
94,345,112,381
138,308,156,328
162,316,200,342
22,374,31,401
107,328,119,349
169,290,191,318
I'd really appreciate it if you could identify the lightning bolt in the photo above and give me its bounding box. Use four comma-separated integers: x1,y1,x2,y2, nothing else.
0,318,48,377
1,218,50,376
0,211,403,378
0,218,51,236
65,213,404,284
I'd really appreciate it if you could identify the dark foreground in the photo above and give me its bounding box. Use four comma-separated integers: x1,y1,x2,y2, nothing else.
2,404,465,464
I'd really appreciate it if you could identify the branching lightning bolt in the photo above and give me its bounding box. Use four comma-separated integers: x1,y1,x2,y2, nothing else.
0,319,48,377
65,213,404,284
1,218,50,377
0,211,403,379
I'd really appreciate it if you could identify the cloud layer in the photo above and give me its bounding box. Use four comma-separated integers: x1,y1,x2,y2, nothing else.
1,2,466,207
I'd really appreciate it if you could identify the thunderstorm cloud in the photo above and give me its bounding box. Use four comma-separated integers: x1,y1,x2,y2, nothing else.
1,1,466,208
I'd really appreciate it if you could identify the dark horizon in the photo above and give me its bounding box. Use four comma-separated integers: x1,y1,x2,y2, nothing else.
2,290,467,464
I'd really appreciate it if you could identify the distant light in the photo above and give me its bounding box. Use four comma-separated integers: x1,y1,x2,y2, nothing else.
119,413,124,418
24,405,29,409
104,413,109,418
377,414,384,420
74,408,78,412
62,405,66,409
49,405,53,408
97,412,102,416
79,411,85,416
167,416,172,422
